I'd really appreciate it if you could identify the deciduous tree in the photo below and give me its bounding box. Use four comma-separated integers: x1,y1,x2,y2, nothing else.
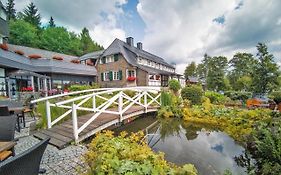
184,61,196,80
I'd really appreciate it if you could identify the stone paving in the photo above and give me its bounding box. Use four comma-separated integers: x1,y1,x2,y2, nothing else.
14,117,88,175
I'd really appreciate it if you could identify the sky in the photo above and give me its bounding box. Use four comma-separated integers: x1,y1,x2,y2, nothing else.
4,0,281,74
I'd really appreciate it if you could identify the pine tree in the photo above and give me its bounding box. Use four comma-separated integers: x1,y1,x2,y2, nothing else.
48,16,55,27
23,2,41,27
5,0,16,20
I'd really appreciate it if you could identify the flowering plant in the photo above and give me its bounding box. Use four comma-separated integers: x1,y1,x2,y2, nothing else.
28,54,42,59
53,56,64,61
71,60,80,64
127,76,136,81
15,50,24,55
21,86,33,91
0,44,8,51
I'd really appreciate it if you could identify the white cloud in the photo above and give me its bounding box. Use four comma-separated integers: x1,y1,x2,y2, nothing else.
137,0,281,74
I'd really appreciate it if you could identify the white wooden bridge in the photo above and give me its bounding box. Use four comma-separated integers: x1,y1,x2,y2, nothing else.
31,87,161,149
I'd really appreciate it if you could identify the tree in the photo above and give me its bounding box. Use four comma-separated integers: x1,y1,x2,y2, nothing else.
252,43,279,94
184,62,196,79
39,27,72,54
48,16,55,27
80,27,103,55
23,2,41,27
5,0,16,20
228,52,256,90
168,79,181,93
195,53,211,80
9,19,39,47
206,56,228,91
236,76,252,92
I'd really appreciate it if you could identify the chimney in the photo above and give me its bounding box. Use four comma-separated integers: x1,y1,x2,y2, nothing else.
137,42,143,50
126,37,134,47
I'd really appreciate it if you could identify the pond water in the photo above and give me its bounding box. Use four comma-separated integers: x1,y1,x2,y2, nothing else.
114,116,247,175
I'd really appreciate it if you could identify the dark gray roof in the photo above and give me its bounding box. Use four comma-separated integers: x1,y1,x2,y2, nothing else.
102,39,175,69
80,38,177,75
79,50,104,61
8,44,78,62
0,49,97,76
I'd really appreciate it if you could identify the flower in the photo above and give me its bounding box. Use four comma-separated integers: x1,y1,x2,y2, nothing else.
21,86,33,91
14,50,24,55
28,54,42,59
0,44,8,51
52,56,64,61
127,76,136,81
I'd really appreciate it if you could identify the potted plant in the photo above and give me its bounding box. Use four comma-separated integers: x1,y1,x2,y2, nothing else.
127,76,136,81
14,50,24,55
28,54,42,59
0,43,8,51
52,56,64,61
71,60,80,64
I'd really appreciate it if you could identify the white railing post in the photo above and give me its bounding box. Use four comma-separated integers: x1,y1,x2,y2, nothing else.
144,91,147,113
118,91,123,121
92,94,96,111
72,102,79,143
46,100,52,128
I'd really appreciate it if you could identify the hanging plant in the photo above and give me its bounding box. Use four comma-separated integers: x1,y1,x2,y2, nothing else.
127,76,136,81
53,56,64,61
0,43,8,51
71,60,80,64
14,50,24,55
28,54,42,59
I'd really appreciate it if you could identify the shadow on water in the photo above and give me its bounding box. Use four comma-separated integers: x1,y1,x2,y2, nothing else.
149,119,248,175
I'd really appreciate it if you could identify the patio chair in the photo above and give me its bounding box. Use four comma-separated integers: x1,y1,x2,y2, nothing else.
0,106,10,116
0,138,50,175
0,115,17,156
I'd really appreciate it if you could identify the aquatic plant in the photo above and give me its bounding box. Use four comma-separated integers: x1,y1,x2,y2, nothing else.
83,130,198,175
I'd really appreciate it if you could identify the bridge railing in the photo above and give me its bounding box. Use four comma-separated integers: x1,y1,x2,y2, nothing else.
31,86,162,143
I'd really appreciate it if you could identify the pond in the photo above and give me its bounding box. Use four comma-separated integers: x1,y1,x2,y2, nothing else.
114,116,247,175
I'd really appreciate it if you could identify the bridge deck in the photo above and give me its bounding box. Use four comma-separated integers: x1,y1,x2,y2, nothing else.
34,106,158,149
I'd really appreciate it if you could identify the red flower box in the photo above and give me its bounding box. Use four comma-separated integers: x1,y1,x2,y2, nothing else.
127,76,136,81
53,56,64,61
71,60,80,64
0,44,8,51
28,54,42,59
15,50,24,55
21,86,33,91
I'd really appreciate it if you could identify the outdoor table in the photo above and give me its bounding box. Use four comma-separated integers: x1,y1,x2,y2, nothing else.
0,141,16,161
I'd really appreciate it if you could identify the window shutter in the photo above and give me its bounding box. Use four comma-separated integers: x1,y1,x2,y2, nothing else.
109,71,113,81
114,54,119,62
101,73,104,81
118,70,122,80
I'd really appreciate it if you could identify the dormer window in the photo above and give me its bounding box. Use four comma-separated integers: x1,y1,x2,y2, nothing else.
138,58,142,64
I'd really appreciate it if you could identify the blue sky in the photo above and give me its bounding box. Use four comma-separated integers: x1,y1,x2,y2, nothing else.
5,0,281,73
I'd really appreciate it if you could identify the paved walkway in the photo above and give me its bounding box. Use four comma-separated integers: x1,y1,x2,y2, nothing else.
14,117,87,175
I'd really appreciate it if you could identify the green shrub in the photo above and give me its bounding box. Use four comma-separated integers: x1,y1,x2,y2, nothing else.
68,84,100,91
83,131,198,175
181,85,203,105
205,91,228,104
224,91,252,102
168,79,181,93
269,91,281,104
161,91,172,107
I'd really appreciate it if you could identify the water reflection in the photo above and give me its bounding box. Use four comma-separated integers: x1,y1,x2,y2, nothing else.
149,120,247,175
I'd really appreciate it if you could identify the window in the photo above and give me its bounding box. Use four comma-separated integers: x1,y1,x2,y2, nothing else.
104,72,110,81
127,70,135,78
138,58,142,64
148,61,151,66
106,56,114,63
113,71,119,80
